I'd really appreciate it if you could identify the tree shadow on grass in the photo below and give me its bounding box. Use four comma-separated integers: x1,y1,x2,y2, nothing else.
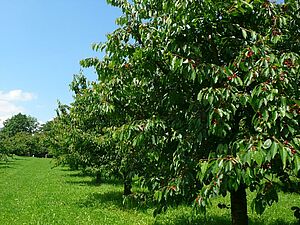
77,190,153,212
12,156,27,160
66,172,91,177
76,191,299,225
65,177,123,186
64,171,123,187
0,160,18,169
0,163,12,169
65,179,102,187
59,167,78,172
77,191,124,208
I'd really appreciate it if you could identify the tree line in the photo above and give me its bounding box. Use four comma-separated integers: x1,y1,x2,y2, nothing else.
0,113,53,158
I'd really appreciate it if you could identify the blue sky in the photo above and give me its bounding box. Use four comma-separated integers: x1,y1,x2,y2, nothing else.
0,0,120,126
0,0,286,126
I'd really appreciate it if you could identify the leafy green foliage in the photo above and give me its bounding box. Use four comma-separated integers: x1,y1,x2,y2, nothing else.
52,0,299,224
291,206,300,222
0,132,10,161
1,113,38,137
0,114,51,157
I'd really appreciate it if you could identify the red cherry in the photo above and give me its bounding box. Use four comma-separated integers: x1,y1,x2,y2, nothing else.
247,50,254,58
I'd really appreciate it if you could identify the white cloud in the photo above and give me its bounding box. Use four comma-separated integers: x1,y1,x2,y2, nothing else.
0,100,24,114
0,89,36,128
0,89,36,102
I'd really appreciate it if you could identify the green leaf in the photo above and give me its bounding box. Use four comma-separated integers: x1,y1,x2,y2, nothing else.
294,99,300,105
262,111,269,121
191,69,196,81
272,111,278,122
242,29,247,39
263,139,272,149
243,152,252,166
243,167,252,186
225,160,233,172
171,56,177,70
241,0,254,9
254,151,263,167
200,161,209,179
251,30,257,41
154,191,163,202
197,91,203,101
279,107,286,118
279,145,287,169
208,94,214,105
281,97,287,108
270,142,278,159
294,156,300,174
287,125,295,135
236,77,243,86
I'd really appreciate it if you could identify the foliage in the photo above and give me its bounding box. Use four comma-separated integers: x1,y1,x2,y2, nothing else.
35,120,55,157
49,103,89,169
52,0,300,224
0,114,51,157
291,206,300,222
5,132,35,156
0,132,10,161
1,113,38,137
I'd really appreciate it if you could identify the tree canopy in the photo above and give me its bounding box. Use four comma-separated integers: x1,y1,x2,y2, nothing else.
52,0,300,224
0,114,51,157
1,113,38,137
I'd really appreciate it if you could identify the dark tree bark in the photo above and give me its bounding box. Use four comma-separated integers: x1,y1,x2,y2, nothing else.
123,177,132,196
95,172,101,184
230,185,248,225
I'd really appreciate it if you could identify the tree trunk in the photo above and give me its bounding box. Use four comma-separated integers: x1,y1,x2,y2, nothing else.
230,185,248,225
95,172,101,184
123,177,132,196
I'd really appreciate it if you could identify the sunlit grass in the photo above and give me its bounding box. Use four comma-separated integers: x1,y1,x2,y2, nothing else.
0,157,299,225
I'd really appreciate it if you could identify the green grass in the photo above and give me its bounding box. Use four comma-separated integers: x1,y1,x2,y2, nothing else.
0,157,299,225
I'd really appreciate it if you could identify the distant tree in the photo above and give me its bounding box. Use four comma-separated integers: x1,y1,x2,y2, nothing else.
2,113,38,137
4,132,36,156
0,114,51,157
40,120,54,133
36,120,56,157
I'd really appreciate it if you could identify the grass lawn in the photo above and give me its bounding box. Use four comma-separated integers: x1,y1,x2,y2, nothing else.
0,156,299,225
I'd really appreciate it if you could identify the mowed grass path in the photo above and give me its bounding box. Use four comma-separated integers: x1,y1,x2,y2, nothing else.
0,157,299,225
